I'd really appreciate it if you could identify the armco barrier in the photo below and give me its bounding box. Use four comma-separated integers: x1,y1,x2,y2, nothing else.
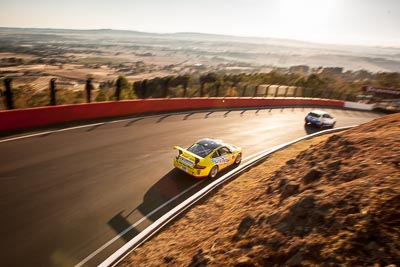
0,97,344,132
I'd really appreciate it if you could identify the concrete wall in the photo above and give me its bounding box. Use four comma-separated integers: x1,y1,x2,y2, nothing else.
344,101,374,111
0,97,344,132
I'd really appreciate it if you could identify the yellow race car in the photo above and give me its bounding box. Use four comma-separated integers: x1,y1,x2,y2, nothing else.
173,138,242,178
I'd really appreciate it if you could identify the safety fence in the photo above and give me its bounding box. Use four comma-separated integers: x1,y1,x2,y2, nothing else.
0,76,354,111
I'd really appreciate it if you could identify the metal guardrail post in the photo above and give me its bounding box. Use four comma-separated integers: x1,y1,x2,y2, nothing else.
115,77,122,101
265,85,270,97
4,78,14,109
49,78,57,106
163,77,170,98
85,78,93,103
284,86,289,97
253,84,258,97
142,80,147,99
182,79,188,97
200,82,204,97
274,85,280,97
242,84,248,97
215,81,220,97
293,86,298,97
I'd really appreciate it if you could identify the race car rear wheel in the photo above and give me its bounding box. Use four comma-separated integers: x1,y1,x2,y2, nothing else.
209,166,218,178
234,153,242,165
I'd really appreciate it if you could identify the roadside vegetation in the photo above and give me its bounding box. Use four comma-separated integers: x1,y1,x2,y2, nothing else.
1,70,400,110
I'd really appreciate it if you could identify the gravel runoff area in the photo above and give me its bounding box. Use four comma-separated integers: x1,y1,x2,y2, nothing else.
119,113,400,267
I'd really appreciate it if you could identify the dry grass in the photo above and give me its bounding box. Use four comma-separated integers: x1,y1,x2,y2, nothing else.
119,113,400,267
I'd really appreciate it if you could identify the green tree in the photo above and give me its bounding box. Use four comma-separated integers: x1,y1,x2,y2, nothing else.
199,73,218,96
374,72,400,88
116,75,136,100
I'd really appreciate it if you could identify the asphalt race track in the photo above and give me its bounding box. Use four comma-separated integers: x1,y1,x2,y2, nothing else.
0,107,383,266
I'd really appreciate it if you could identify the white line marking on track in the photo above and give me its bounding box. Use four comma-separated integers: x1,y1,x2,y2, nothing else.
242,145,280,161
0,110,213,143
0,107,291,143
74,179,206,267
0,123,106,143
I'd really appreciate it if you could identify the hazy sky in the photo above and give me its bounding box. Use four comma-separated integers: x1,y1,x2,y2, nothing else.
1,0,399,47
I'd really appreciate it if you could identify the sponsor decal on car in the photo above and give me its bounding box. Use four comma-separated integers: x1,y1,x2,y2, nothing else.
212,156,230,165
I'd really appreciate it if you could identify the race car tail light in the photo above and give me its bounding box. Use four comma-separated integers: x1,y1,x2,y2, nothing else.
175,149,183,160
193,158,206,169
194,164,206,169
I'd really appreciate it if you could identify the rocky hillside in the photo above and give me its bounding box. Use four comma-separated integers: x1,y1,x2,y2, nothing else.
120,113,400,267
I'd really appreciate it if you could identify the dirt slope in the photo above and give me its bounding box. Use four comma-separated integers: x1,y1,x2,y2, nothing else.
120,113,400,267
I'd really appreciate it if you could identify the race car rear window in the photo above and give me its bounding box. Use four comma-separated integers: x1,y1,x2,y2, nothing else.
309,112,321,118
188,143,213,157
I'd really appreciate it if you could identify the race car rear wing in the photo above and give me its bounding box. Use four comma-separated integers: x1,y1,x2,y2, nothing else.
173,146,204,161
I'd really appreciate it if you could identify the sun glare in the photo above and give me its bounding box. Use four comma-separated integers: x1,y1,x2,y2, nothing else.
270,0,337,42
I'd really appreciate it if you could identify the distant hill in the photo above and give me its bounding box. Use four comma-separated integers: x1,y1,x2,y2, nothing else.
0,27,385,48
1,27,400,72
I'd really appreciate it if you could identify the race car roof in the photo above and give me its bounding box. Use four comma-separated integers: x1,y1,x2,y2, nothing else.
196,138,223,150
310,110,329,115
